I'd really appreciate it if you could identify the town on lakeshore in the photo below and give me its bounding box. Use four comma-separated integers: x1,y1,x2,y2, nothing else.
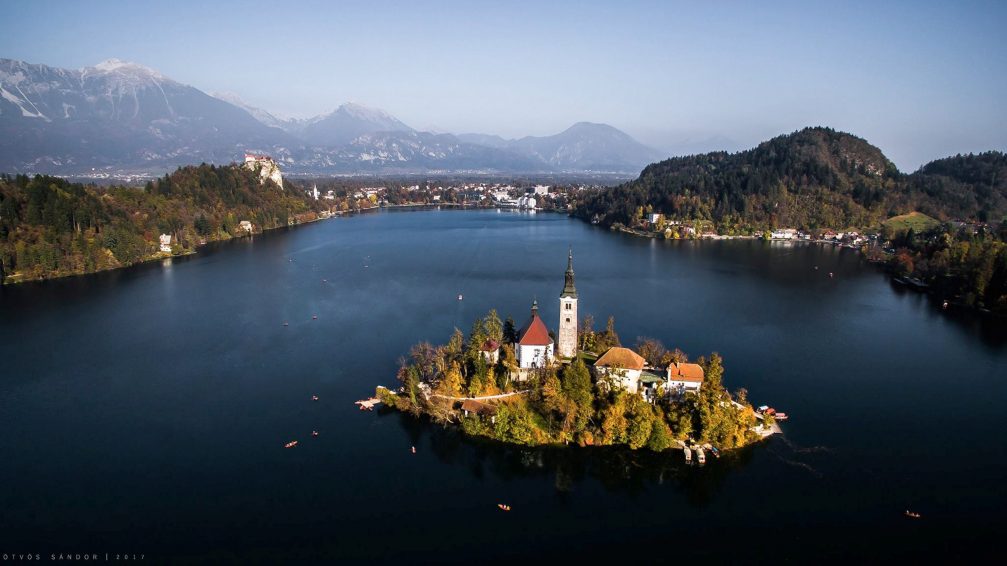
375,250,781,457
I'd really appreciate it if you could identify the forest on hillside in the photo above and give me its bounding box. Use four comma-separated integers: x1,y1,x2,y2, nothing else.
0,164,323,283
574,128,1006,233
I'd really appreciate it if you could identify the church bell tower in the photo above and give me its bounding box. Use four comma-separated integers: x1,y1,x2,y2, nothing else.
558,248,578,358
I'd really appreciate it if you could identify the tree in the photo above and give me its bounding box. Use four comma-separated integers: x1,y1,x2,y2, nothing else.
445,328,464,362
503,316,518,344
596,316,621,350
483,309,503,343
599,391,629,444
561,357,594,433
625,395,655,449
636,337,666,366
579,314,596,352
439,362,464,397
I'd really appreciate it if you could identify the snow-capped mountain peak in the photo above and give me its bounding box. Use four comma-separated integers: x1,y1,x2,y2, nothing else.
85,59,166,80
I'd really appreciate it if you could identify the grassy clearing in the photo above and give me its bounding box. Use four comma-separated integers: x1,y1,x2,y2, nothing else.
883,211,940,233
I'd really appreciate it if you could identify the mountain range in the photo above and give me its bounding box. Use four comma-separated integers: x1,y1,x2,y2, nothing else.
0,58,663,175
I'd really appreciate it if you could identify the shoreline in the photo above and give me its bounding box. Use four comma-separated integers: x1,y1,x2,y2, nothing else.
1,213,333,286
379,384,780,456
593,218,1004,318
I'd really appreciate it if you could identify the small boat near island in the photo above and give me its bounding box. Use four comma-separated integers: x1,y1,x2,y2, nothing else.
284,441,298,448
684,446,692,464
458,294,464,300
312,395,319,401
497,504,511,511
355,397,381,411
696,447,706,465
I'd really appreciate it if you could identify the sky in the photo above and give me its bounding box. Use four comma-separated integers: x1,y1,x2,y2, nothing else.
3,0,1005,170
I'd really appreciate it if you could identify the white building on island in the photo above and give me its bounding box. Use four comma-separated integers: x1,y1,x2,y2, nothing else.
594,347,647,393
515,300,553,370
666,362,705,394
159,234,172,253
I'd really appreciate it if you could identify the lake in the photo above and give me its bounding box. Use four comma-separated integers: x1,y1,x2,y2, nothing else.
2,209,1005,562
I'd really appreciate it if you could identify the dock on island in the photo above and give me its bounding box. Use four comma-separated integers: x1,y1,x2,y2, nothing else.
355,397,382,411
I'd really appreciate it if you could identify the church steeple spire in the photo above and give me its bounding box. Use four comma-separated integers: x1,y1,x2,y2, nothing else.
561,248,577,298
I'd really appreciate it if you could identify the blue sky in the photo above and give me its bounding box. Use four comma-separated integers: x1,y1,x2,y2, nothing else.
3,0,1005,169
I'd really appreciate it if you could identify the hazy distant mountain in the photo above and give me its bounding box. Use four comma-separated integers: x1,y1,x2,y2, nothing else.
295,130,545,173
0,57,656,175
210,91,288,130
461,122,664,172
0,58,289,172
295,103,414,146
457,132,511,149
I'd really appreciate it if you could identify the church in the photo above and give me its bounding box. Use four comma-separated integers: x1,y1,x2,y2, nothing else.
513,250,578,375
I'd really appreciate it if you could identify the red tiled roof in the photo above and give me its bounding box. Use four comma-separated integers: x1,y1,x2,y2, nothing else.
460,399,497,415
518,313,551,346
480,339,500,352
594,347,646,371
667,362,704,382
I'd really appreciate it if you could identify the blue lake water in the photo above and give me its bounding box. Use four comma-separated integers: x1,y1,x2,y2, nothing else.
2,209,1004,562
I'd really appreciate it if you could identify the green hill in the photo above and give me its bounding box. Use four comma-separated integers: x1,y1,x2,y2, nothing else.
575,127,1006,233
0,163,321,283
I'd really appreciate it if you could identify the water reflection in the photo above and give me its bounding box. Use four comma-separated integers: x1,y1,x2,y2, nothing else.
382,408,760,506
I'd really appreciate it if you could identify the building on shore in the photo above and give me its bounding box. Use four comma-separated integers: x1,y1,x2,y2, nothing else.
159,234,172,253
666,362,705,394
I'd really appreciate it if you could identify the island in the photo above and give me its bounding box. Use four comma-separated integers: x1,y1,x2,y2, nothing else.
377,251,779,453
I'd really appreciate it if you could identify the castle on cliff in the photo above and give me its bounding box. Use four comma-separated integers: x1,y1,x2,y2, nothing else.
243,153,284,190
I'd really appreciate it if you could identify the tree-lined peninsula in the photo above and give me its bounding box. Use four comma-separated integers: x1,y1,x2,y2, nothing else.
0,163,324,284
